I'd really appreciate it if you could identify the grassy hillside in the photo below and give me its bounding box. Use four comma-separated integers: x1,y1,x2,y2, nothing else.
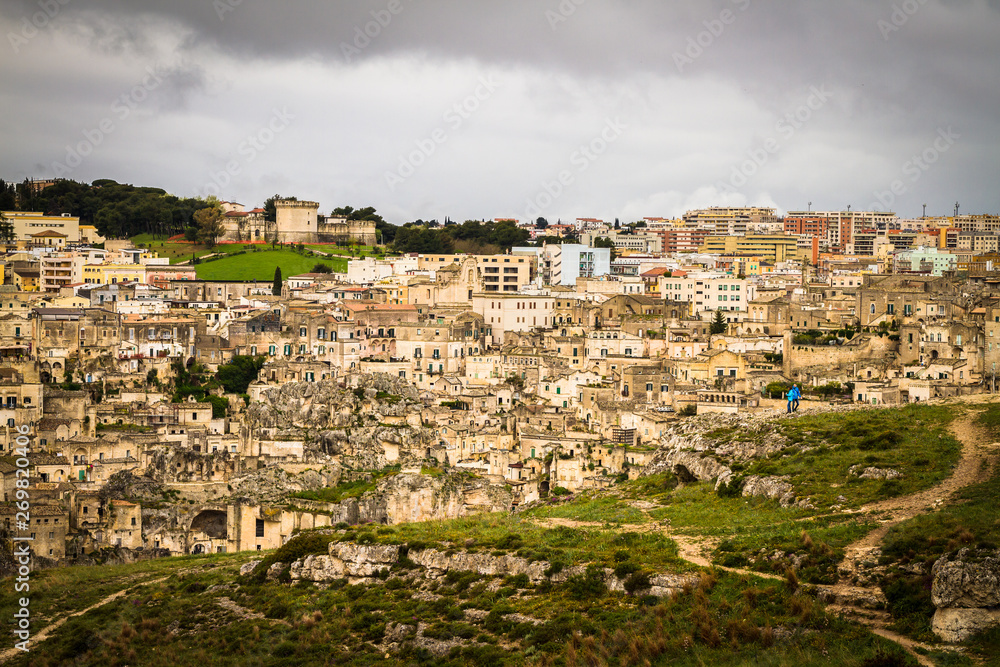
194,250,347,281
5,401,995,666
3,523,914,667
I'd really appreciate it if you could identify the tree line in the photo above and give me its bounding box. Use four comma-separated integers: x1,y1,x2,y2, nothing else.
1,178,207,239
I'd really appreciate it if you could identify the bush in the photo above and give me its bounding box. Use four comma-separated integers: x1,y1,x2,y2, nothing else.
551,486,571,497
623,571,651,595
566,564,607,600
716,476,744,498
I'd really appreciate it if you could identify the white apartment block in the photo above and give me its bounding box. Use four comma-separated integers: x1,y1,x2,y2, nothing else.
473,294,555,345
656,275,754,315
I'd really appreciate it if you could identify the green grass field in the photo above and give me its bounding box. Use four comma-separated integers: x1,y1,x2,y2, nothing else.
131,235,385,267
193,250,347,281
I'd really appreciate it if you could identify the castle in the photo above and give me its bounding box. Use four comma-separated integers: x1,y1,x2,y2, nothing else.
221,199,377,245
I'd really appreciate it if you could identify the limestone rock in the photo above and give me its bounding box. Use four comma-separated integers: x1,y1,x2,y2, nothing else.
240,559,262,576
408,548,549,582
932,607,1000,643
932,549,1000,608
849,466,902,481
290,542,400,582
266,562,286,581
740,475,793,502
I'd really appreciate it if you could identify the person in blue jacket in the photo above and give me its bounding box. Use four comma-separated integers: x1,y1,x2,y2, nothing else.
787,385,801,413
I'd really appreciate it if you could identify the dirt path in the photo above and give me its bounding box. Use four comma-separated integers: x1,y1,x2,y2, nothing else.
529,516,783,581
827,406,998,667
529,401,999,665
837,411,997,581
0,575,170,664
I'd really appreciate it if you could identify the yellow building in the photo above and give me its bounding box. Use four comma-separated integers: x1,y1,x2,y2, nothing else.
12,268,41,292
700,234,800,263
79,225,106,245
30,230,68,249
2,211,81,242
82,263,146,285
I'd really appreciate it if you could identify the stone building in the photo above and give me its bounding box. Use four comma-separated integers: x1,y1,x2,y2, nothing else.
274,200,377,245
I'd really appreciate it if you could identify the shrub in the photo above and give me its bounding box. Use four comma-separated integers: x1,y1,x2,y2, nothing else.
566,565,607,600
623,571,651,595
716,476,744,498
614,561,639,579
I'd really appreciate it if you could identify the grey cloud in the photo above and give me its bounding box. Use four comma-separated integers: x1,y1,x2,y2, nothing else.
0,0,998,221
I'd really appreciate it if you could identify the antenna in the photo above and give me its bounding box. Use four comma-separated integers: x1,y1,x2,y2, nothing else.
954,202,960,217
922,204,927,219
808,201,812,213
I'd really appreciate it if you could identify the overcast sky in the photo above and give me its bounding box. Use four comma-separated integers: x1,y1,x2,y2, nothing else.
2,0,998,224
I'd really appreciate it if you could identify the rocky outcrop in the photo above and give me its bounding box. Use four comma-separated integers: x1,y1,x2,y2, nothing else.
291,542,401,582
742,475,795,506
228,465,341,504
931,548,1000,642
849,466,902,481
377,473,512,524
650,450,730,484
932,608,1000,643
409,548,549,582
290,539,700,595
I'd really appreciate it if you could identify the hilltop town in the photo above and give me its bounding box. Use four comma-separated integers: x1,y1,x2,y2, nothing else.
2,190,999,568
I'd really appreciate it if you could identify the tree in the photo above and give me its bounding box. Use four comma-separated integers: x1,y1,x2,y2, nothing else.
0,212,14,244
592,236,618,261
272,266,282,296
710,309,728,335
264,194,294,223
536,217,548,229
216,355,267,394
311,262,333,274
194,201,225,249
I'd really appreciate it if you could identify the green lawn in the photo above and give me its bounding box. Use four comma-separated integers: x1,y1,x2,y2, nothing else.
194,250,347,281
131,235,257,265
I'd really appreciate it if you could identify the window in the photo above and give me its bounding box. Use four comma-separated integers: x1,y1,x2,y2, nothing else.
255,519,265,538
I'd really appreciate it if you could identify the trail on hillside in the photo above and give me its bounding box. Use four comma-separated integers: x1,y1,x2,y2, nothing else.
826,404,998,667
836,409,997,585
0,575,170,665
531,397,999,666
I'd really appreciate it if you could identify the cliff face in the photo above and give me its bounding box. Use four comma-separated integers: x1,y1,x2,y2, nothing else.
244,376,436,469
375,473,511,524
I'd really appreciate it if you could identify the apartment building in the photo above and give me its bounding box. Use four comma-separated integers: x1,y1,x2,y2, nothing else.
477,254,536,293
657,274,754,315
699,234,800,263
